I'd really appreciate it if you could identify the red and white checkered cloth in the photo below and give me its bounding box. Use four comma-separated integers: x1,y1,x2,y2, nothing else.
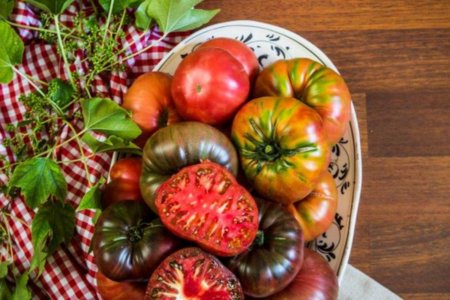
0,1,190,299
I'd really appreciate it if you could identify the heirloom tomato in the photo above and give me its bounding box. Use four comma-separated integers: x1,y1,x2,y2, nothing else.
101,158,143,209
93,201,183,282
145,247,244,300
156,161,258,257
253,58,351,145
263,249,339,300
97,271,146,300
140,122,238,213
231,97,330,204
225,197,304,298
198,37,260,85
287,171,338,242
122,72,183,147
171,48,250,124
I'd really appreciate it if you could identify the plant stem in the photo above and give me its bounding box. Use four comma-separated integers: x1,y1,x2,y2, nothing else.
55,15,75,88
102,34,167,71
100,31,147,68
0,217,14,263
35,129,87,159
6,20,82,40
63,120,92,187
89,0,98,15
102,0,115,44
57,154,96,164
12,66,45,97
1,212,30,230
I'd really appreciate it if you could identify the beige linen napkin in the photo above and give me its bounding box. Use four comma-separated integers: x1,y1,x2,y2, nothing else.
339,265,403,300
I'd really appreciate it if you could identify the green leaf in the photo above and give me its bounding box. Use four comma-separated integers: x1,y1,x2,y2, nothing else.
8,158,67,210
0,20,24,84
147,0,219,34
0,261,8,278
12,272,31,300
99,0,142,14
22,0,75,14
0,0,15,19
77,177,105,212
135,0,154,31
81,98,141,140
32,201,75,256
49,78,74,112
0,278,13,300
82,132,142,155
29,242,46,278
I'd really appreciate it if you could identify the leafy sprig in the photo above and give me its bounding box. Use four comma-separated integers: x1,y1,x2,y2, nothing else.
0,0,220,296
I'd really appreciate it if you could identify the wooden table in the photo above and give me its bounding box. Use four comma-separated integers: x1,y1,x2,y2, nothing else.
199,1,450,299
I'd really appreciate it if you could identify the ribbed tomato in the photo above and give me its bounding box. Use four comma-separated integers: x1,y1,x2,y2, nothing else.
198,37,260,85
171,48,250,125
231,97,330,204
253,58,351,145
140,122,238,213
96,271,146,300
155,161,259,257
93,201,183,282
225,197,304,298
145,247,244,300
122,72,183,147
287,171,338,242
262,249,339,300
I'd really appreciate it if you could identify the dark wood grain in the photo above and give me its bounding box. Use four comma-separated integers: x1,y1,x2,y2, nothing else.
197,1,450,298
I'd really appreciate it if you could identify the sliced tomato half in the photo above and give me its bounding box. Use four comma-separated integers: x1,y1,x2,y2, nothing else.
145,247,244,300
155,161,259,257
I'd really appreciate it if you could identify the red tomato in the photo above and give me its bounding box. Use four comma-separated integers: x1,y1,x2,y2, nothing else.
97,271,146,300
144,247,244,300
287,171,338,242
122,72,183,148
171,48,250,125
262,249,339,300
109,157,142,182
155,161,259,257
198,37,260,85
101,158,144,209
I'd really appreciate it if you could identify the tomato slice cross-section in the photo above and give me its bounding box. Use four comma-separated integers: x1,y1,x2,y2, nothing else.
155,162,259,257
145,247,244,300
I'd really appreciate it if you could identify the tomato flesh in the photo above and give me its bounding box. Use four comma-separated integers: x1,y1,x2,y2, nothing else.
146,247,244,300
156,162,258,257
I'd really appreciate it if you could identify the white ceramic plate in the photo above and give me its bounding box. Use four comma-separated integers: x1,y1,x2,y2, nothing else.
114,20,362,284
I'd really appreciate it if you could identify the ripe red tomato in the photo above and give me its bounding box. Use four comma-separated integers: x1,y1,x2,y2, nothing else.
101,158,144,209
97,271,146,300
122,72,183,147
144,247,244,300
171,48,250,125
155,161,259,257
262,249,339,300
109,157,142,182
198,37,260,85
287,171,338,242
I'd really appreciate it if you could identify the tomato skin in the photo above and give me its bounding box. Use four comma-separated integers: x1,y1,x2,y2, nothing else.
253,58,351,145
140,122,238,213
231,97,330,204
145,247,244,300
122,72,183,147
171,48,250,124
262,248,339,300
93,201,183,282
96,271,146,300
287,171,338,242
225,197,304,298
109,157,142,182
198,37,260,85
100,179,143,209
156,162,259,257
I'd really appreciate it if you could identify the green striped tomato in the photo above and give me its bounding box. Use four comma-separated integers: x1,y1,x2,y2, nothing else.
253,58,351,145
231,97,330,204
